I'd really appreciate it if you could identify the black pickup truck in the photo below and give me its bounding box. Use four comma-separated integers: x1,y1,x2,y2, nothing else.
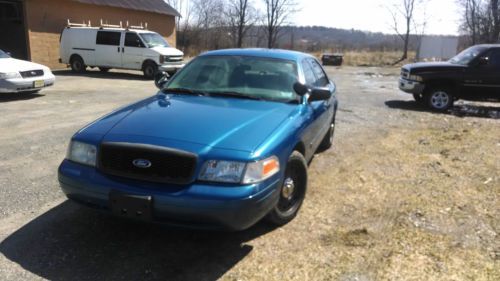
399,44,500,111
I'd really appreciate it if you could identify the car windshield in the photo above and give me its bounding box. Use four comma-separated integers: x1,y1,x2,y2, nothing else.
449,46,488,65
0,50,10,58
165,55,299,103
139,33,170,48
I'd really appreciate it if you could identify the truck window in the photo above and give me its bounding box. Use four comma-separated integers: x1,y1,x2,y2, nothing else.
96,31,121,46
484,49,500,69
125,32,145,48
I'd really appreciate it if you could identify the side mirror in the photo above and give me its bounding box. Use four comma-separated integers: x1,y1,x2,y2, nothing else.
293,82,309,96
154,71,169,89
477,57,489,66
309,87,332,102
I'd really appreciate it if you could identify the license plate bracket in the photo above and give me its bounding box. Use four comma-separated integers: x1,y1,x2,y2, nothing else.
33,80,44,88
109,191,153,221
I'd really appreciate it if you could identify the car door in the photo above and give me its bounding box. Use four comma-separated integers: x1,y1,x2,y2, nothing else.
463,48,500,100
308,58,335,150
95,30,123,68
122,32,146,70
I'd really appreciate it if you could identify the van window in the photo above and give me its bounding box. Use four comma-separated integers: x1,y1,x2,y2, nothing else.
96,31,121,46
125,32,145,48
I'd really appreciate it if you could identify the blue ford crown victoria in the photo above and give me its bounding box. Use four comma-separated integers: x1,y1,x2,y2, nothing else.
58,49,338,230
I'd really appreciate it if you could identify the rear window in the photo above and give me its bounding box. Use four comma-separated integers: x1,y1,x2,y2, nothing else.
96,31,121,46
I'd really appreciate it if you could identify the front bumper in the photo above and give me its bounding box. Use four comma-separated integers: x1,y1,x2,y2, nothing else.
399,78,425,95
159,62,185,72
58,160,280,231
0,73,55,93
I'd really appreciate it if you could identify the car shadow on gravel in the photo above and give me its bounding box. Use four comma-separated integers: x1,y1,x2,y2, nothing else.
0,92,44,103
0,201,275,281
385,100,500,119
52,70,149,81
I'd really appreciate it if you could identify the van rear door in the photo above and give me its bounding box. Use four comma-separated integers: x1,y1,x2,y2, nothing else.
95,30,122,68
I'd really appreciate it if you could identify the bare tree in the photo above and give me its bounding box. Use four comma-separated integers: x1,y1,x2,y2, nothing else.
389,0,425,64
227,0,258,48
459,0,500,44
262,0,297,48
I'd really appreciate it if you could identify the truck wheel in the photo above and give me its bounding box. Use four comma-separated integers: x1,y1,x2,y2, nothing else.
266,151,308,226
70,56,86,73
413,93,425,104
143,62,158,79
425,87,454,111
318,115,336,152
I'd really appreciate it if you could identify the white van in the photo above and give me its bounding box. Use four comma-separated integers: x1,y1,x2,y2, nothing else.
60,25,184,78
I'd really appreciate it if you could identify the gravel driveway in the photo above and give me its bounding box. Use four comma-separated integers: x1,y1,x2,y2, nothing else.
0,67,498,280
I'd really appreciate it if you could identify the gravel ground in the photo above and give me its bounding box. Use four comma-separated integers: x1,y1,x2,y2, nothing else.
0,67,498,280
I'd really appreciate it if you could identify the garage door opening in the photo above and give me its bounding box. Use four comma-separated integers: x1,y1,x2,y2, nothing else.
0,0,28,60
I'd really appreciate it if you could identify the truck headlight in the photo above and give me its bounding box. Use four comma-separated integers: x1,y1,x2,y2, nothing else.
159,55,169,64
67,141,97,167
198,156,280,184
0,72,21,79
408,75,423,82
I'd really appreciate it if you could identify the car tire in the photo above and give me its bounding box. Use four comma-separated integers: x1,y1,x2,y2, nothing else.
266,151,308,226
70,56,86,73
99,67,111,73
318,115,336,152
424,86,454,111
143,62,158,79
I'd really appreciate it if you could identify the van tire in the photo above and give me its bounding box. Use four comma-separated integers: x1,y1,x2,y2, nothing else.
142,62,158,79
70,55,86,73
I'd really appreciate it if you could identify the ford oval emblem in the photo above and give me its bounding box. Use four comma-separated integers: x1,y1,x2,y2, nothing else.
132,159,152,169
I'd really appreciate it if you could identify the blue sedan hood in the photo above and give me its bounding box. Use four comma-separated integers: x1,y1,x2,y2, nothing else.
100,94,298,153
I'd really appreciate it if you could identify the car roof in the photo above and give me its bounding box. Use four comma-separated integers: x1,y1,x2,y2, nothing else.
200,48,315,62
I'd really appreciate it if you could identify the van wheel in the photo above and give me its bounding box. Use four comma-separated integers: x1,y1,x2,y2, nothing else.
425,86,454,111
99,67,111,73
266,151,308,226
143,62,158,79
70,56,86,73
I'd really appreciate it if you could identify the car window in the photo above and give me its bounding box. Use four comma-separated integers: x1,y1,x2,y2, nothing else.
96,31,121,46
125,32,144,48
483,49,500,69
166,55,299,102
302,60,316,86
309,59,329,87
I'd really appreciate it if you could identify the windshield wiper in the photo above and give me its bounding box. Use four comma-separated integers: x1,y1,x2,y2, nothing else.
208,91,263,101
163,88,208,96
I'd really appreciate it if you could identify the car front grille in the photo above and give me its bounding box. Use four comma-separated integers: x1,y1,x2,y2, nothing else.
20,69,44,78
98,142,197,185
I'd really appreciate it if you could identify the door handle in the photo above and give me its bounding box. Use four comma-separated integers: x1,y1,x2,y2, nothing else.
117,47,120,52
122,47,124,53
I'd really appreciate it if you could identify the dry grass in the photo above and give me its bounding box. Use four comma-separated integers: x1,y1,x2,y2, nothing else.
224,120,499,280
311,51,417,67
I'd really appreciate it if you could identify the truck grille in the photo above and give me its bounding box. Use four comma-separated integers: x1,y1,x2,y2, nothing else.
20,69,44,78
98,143,197,185
400,68,409,79
166,56,183,62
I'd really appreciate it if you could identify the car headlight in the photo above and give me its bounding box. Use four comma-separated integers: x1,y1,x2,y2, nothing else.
408,75,423,82
66,141,97,167
0,72,21,79
198,156,280,184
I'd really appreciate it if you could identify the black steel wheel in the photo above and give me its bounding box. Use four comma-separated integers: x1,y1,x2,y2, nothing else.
143,62,158,79
267,151,308,226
